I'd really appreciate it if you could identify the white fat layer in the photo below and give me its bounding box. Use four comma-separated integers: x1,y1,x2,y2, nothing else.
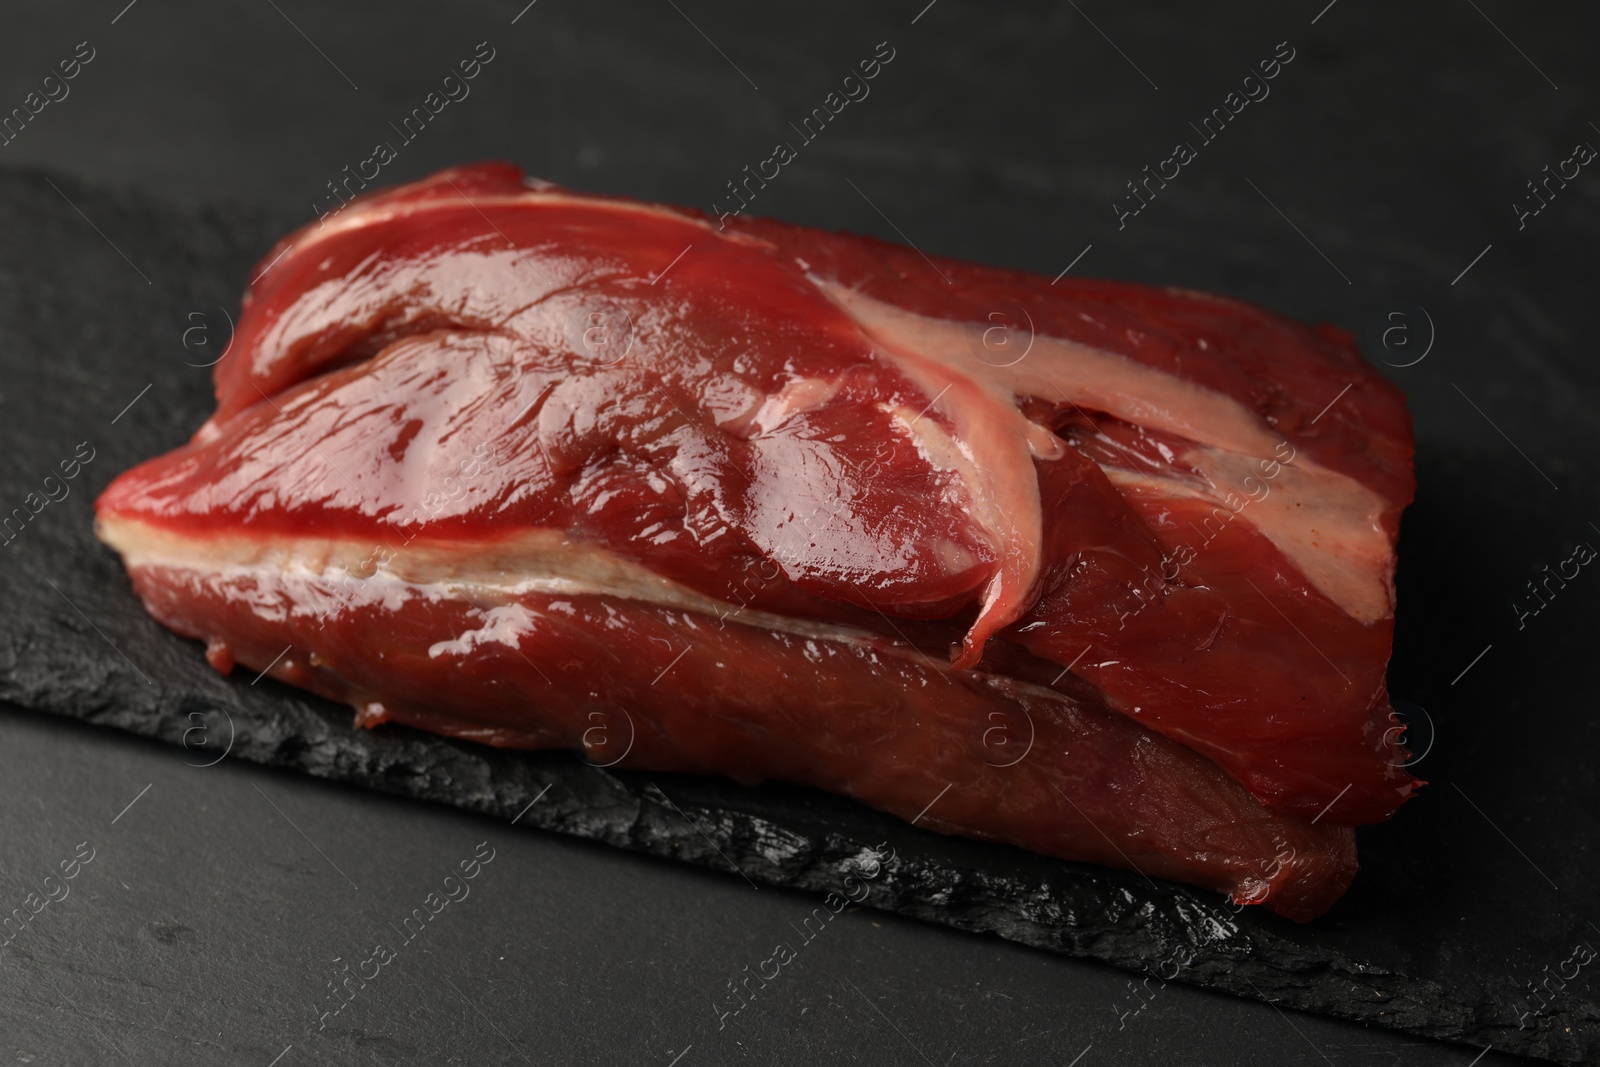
95,516,882,645
822,285,1394,622
1104,455,1391,621
825,283,1284,457
817,283,1049,661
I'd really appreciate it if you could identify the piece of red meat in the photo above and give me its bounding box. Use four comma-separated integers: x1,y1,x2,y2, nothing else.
94,162,1417,919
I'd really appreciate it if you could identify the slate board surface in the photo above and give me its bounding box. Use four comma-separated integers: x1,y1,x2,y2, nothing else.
1,1,1597,1064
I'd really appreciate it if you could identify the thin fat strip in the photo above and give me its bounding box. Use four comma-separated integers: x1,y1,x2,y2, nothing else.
101,518,1359,922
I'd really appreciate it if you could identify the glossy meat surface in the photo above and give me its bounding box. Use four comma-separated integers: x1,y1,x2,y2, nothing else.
95,163,1417,918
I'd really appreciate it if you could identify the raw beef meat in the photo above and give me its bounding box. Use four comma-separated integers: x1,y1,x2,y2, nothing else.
95,163,1417,919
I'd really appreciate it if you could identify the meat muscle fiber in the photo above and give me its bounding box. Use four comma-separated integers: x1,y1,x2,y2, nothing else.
95,163,1418,920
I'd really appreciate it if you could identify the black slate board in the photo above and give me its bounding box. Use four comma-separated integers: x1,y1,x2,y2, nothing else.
0,163,1595,1065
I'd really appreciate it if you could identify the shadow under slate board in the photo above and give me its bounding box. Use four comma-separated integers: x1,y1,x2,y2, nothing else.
0,167,1592,1065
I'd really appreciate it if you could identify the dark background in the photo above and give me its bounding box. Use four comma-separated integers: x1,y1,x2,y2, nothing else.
1,0,1596,1064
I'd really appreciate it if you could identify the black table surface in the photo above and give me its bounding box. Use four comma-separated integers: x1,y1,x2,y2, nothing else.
2,1,1596,1064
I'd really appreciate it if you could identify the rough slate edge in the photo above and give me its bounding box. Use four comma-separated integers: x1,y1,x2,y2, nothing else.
0,165,1584,1065
0,681,1517,1061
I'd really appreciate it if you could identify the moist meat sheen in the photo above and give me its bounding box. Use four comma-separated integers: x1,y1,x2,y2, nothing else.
94,162,1419,921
